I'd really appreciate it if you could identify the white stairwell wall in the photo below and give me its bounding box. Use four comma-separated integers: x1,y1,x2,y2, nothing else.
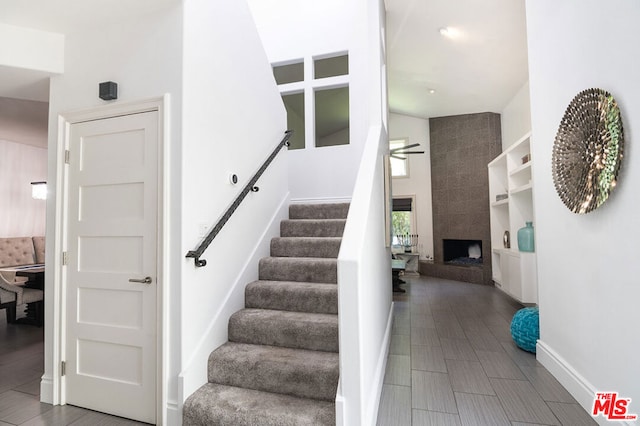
338,125,393,425
179,0,288,420
247,0,375,202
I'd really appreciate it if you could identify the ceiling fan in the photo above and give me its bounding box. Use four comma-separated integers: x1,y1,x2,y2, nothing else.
389,143,425,160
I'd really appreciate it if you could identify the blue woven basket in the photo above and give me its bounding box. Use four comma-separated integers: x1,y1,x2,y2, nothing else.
510,307,539,353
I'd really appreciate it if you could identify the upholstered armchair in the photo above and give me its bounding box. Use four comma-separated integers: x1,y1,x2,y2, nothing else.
32,236,45,265
0,237,39,285
0,274,43,325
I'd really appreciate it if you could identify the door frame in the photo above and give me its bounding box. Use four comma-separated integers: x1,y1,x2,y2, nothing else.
51,96,169,424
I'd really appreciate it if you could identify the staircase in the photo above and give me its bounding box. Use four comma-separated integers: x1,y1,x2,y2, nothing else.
183,203,349,426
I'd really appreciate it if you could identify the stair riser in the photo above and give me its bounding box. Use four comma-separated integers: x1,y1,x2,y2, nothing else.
270,238,341,258
280,220,345,238
259,258,337,284
229,312,338,353
208,345,338,401
245,282,338,314
289,203,350,220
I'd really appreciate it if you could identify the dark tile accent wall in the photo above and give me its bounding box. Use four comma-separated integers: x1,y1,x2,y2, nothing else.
425,112,502,285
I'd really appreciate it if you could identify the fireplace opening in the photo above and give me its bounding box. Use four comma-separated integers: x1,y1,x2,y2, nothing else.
443,239,482,266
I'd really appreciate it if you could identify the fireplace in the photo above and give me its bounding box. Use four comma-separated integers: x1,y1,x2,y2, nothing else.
419,112,501,285
443,239,482,266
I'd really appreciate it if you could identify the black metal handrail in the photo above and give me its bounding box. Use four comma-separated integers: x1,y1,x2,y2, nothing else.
186,130,292,267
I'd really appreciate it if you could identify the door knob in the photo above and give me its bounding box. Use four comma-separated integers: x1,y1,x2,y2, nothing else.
128,276,152,284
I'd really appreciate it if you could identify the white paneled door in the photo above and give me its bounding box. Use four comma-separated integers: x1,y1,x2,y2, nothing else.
65,111,159,424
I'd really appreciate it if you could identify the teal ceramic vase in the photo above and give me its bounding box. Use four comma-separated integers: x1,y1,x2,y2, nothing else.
517,222,535,252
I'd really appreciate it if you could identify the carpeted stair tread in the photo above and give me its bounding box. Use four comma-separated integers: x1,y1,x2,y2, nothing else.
280,219,346,238
270,237,342,258
245,280,337,314
289,203,350,220
259,257,337,284
208,342,339,401
229,308,338,352
183,202,349,425
183,383,335,426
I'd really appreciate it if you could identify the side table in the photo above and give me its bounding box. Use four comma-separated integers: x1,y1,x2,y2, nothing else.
394,253,419,274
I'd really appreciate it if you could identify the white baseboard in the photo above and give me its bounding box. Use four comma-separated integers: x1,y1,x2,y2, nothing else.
335,384,345,426
537,340,635,426
290,196,352,205
40,375,54,404
165,400,180,426
363,302,394,426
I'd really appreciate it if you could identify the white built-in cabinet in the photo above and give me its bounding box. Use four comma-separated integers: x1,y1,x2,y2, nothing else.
487,132,537,304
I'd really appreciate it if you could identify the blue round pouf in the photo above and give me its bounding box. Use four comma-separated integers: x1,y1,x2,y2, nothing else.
510,307,539,353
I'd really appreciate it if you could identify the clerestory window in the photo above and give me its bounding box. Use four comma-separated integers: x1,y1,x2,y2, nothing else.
273,53,349,150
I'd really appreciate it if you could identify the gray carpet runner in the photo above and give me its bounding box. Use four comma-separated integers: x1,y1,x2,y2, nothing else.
184,203,348,426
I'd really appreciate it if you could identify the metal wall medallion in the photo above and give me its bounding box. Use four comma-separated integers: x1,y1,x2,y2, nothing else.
552,88,624,214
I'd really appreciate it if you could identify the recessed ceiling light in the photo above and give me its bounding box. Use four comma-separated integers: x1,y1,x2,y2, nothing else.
439,26,461,39
429,89,436,94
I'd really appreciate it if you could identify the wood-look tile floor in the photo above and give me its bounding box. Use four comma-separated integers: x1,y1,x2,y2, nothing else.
377,275,596,426
0,312,149,425
2,276,597,426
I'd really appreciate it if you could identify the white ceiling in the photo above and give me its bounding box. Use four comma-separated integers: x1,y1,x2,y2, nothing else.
0,65,50,102
385,0,529,119
0,0,529,120
0,0,178,33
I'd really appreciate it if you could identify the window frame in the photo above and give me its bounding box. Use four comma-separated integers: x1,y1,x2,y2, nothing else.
273,52,350,150
391,195,417,249
390,138,410,178
280,89,306,150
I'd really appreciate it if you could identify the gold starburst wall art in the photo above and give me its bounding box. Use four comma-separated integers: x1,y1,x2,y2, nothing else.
552,88,624,214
